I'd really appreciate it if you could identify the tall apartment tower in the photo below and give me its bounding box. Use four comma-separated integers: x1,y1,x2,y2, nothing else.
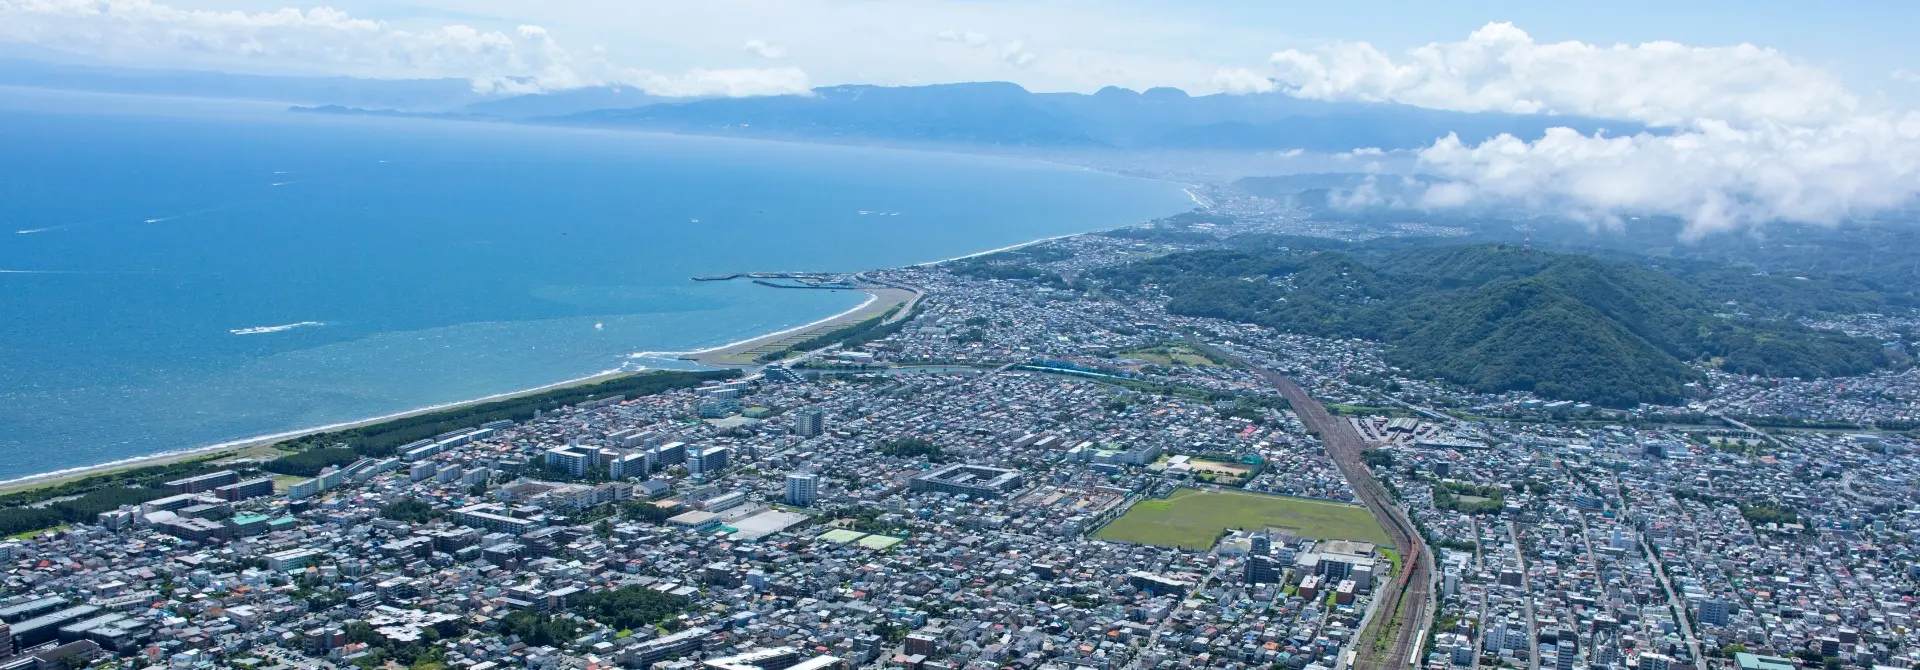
786,472,820,507
796,410,826,438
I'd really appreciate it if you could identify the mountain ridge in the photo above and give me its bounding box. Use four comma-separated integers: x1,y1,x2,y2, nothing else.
1098,243,1902,407
554,81,1652,151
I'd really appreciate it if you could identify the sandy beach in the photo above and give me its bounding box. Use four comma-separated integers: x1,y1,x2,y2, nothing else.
682,286,919,367
0,369,634,496
0,285,921,496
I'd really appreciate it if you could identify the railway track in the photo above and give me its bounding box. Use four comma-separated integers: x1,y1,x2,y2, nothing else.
1242,363,1434,670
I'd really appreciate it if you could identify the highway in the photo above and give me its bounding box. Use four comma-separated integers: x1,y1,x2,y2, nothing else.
1235,357,1435,670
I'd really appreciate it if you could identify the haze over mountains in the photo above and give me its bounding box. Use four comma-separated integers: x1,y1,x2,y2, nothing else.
552,82,1648,151
0,58,1647,153
4,54,1915,411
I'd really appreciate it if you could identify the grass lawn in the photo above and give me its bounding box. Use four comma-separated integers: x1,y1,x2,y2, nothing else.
1096,488,1391,550
1120,345,1219,368
7,525,68,540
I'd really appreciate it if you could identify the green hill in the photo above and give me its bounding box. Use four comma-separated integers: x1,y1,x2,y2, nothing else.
1100,244,1898,407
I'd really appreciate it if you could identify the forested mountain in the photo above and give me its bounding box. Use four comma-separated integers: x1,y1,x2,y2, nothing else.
1234,174,1920,313
1097,244,1901,407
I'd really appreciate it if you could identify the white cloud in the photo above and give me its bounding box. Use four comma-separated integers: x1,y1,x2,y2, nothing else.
1895,68,1920,84
1268,22,1854,127
646,66,811,98
742,39,785,60
0,0,811,96
1252,21,1920,236
998,41,1036,69
936,30,992,48
1418,116,1920,238
937,29,1039,71
1212,67,1275,94
1330,176,1386,209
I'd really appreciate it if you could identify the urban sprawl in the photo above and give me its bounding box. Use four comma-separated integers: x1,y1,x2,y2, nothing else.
4,189,1918,670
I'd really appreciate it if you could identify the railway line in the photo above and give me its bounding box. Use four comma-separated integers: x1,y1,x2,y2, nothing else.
1239,361,1434,670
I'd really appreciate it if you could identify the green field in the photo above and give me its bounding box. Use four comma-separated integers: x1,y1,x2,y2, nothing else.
1096,488,1392,550
1119,344,1220,368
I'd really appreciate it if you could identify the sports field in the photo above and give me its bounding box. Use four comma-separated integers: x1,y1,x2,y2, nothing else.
1096,488,1392,550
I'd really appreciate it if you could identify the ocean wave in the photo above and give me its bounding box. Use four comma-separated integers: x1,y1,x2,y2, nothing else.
144,205,230,225
230,321,324,335
627,351,685,360
14,227,58,234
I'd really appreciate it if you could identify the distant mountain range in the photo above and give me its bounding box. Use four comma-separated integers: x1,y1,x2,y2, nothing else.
552,82,1652,151
0,57,1655,153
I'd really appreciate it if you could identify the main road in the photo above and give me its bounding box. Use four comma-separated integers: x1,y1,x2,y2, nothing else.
1228,350,1435,670
1508,520,1540,670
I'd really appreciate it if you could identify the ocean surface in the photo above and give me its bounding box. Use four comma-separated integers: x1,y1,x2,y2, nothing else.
0,89,1193,482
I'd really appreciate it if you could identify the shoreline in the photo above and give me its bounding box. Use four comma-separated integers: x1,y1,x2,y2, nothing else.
0,224,1136,496
0,369,633,495
0,288,907,495
680,287,915,367
674,291,880,359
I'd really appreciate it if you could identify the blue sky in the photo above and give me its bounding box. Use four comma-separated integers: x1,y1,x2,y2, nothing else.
3,0,1917,233
6,0,1916,102
1194,0,1920,99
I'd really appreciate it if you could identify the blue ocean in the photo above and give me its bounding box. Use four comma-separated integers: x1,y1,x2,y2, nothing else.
0,89,1193,481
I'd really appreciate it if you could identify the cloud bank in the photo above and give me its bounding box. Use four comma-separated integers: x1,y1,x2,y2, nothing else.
1268,22,1920,236
1211,67,1276,94
1270,22,1854,127
0,0,811,96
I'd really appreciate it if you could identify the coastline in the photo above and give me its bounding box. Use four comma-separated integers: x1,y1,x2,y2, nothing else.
0,369,632,495
0,226,1116,496
680,286,916,367
0,287,911,495
911,232,1082,267
1,91,1199,498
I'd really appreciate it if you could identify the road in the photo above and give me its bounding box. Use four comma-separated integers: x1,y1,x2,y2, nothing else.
1130,548,1230,670
1713,413,1786,448
1508,521,1540,670
1239,359,1434,670
1637,526,1706,668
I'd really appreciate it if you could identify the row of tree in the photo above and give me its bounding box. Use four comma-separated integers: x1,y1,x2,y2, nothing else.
271,369,738,458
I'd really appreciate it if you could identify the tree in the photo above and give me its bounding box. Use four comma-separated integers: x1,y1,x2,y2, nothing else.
569,586,691,632
262,447,360,477
623,501,676,523
878,438,943,461
381,498,437,524
499,611,583,648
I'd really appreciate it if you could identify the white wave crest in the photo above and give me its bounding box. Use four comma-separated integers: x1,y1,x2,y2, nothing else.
230,321,324,335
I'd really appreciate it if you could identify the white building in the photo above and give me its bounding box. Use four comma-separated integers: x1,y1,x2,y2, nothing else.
786,472,819,507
